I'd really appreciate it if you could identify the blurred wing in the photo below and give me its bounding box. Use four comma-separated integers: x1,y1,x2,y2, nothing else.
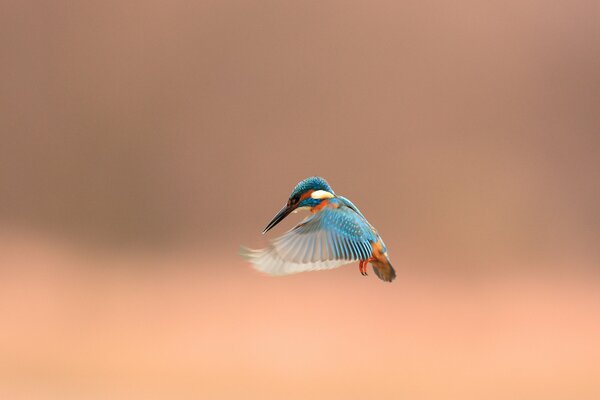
241,206,377,276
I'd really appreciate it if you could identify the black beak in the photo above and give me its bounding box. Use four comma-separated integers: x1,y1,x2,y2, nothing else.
262,203,294,234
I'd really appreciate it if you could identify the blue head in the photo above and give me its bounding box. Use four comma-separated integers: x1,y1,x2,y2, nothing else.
263,177,335,233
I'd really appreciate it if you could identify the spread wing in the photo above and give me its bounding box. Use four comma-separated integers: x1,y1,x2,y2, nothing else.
240,206,377,276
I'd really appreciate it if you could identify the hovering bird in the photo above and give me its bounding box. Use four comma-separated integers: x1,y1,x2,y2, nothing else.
240,177,396,282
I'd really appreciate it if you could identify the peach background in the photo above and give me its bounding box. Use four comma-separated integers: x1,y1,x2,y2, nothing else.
1,1,599,399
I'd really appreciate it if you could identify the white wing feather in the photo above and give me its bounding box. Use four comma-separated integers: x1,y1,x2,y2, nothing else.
240,245,352,276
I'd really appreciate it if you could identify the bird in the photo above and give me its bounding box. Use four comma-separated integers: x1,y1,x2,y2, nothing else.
240,177,396,282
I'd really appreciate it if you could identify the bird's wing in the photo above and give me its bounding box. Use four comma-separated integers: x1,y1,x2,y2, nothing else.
241,206,377,276
336,195,367,219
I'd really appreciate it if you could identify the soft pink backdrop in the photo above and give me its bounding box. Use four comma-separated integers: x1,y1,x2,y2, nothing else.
1,1,599,399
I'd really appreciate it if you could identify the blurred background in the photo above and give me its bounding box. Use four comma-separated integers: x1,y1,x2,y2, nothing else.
1,1,599,399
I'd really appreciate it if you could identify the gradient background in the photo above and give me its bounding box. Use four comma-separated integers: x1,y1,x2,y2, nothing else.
1,1,599,399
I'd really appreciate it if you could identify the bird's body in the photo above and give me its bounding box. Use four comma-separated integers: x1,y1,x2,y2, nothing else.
240,177,396,282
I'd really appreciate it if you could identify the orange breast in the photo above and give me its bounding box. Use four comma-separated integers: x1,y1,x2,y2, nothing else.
310,199,340,213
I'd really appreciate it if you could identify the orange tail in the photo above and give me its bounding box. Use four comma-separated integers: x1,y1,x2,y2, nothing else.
369,239,396,282
371,257,396,282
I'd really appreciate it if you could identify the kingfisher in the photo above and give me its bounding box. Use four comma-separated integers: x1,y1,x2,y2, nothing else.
240,177,396,282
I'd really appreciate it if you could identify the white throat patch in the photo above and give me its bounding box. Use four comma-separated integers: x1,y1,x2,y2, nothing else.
292,206,310,213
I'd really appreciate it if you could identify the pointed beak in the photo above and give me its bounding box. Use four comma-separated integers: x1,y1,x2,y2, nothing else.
262,203,294,234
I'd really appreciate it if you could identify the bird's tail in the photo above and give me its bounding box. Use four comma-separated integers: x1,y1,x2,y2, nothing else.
371,256,396,282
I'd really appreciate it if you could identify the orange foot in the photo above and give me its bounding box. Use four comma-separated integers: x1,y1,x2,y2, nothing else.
359,259,374,276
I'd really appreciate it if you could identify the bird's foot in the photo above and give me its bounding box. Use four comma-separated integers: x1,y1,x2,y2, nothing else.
359,258,377,277
359,260,368,276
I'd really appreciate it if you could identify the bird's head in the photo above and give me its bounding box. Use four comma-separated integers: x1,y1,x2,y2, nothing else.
262,176,335,234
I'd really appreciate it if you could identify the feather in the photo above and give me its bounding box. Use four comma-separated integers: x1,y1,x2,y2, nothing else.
242,206,378,276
